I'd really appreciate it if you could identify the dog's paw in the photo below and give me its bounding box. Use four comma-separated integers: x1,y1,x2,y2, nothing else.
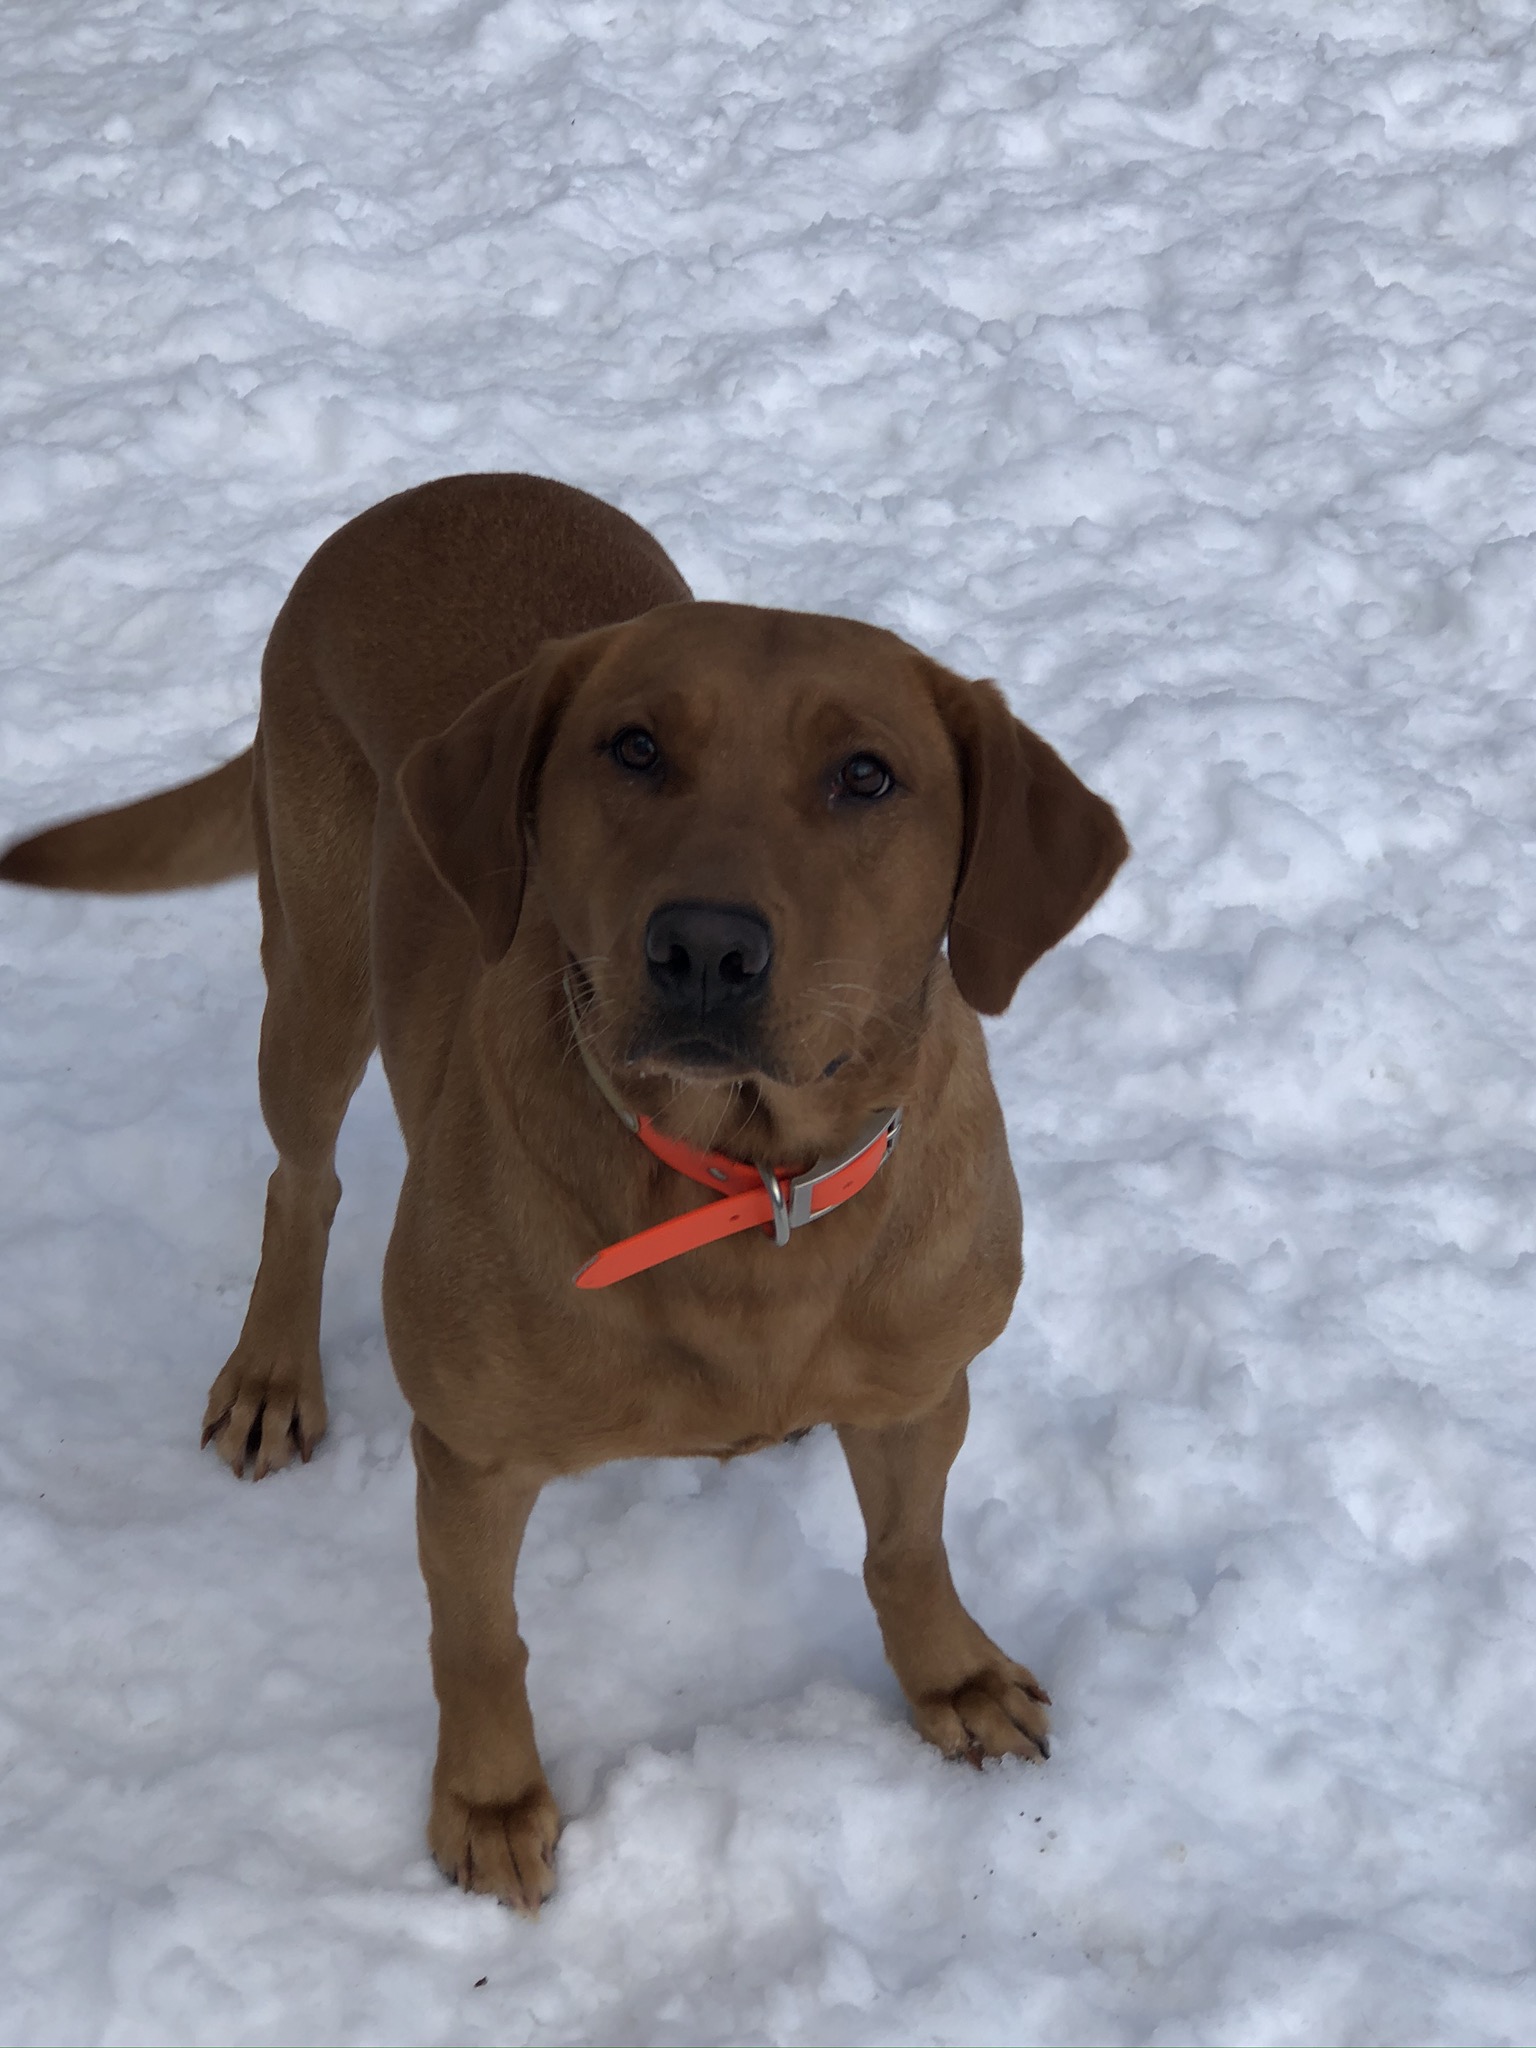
430,1783,560,1916
201,1349,327,1481
913,1657,1052,1767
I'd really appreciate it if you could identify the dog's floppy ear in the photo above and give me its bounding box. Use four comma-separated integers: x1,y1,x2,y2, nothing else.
397,634,596,963
929,666,1129,1014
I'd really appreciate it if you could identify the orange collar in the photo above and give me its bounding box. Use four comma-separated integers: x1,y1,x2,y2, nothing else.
563,977,901,1290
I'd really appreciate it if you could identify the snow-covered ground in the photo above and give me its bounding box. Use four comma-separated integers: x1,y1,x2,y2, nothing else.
3,0,1536,2039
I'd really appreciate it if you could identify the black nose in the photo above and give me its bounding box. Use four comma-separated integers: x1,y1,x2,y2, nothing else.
645,900,773,1018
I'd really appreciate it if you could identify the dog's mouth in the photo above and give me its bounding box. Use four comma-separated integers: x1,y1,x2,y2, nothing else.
646,1036,748,1072
624,1018,786,1084
565,959,851,1095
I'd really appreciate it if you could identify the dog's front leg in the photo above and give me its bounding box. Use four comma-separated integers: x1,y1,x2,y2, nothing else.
839,1371,1051,1766
412,1421,559,1914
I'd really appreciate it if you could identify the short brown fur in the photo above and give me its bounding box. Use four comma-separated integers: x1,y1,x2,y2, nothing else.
1,474,1127,1913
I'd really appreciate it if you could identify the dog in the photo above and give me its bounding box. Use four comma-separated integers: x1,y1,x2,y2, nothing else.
1,473,1127,1912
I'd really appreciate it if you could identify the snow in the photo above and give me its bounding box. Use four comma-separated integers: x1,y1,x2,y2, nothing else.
3,0,1536,2039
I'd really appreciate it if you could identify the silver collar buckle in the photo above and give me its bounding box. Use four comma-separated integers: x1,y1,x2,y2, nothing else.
758,1106,903,1249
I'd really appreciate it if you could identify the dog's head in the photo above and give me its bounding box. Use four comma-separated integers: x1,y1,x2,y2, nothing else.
399,602,1126,1136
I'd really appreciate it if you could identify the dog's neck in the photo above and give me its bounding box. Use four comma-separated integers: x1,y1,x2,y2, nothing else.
555,955,910,1171
555,965,903,1290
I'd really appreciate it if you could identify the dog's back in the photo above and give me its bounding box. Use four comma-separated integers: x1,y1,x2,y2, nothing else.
0,473,691,892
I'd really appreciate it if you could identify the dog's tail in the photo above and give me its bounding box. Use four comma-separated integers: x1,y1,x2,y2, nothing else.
0,749,257,893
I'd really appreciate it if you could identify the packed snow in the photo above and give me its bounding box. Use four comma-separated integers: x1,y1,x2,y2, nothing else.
4,0,1536,2040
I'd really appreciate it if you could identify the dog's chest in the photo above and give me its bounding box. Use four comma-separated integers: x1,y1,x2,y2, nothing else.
579,1300,950,1466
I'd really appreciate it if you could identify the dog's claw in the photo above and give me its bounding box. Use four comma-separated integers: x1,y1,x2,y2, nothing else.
201,1351,327,1481
430,1784,560,1917
915,1657,1053,1768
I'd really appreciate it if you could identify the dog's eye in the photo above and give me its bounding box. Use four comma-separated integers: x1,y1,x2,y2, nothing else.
836,752,895,801
610,727,660,774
